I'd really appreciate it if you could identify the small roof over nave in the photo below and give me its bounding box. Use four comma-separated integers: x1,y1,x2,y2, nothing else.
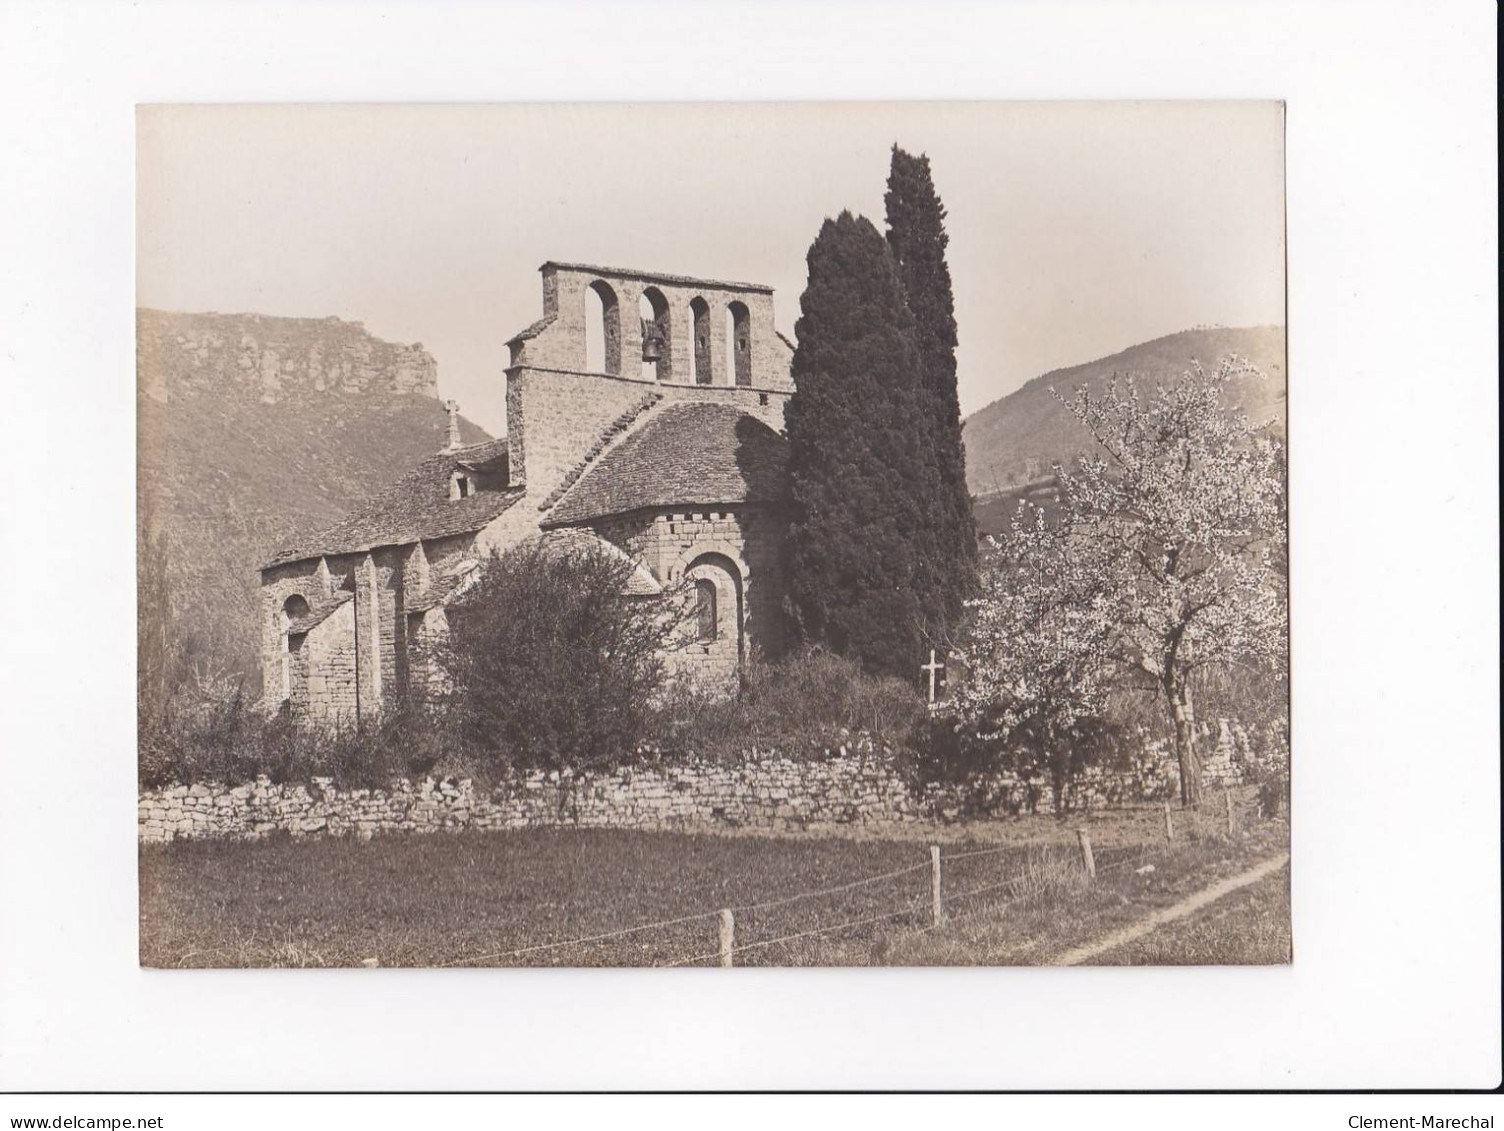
265,439,519,568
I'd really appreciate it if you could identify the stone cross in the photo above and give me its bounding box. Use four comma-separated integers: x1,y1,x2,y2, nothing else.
922,649,945,707
443,399,461,451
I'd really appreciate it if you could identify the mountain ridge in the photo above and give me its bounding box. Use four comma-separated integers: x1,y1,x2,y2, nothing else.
962,325,1287,499
138,308,492,687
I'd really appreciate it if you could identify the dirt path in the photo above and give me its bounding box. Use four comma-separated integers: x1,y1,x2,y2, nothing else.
1051,851,1291,966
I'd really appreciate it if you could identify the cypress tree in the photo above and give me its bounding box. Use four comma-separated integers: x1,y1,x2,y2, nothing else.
784,211,934,679
884,146,979,636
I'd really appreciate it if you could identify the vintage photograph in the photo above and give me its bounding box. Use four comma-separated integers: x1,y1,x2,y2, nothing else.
136,101,1289,968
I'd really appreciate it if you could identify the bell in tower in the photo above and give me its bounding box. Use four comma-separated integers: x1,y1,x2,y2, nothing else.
640,316,665,363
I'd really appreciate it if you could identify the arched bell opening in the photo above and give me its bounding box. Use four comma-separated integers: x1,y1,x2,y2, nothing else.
690,296,712,385
639,287,672,382
585,280,622,375
725,300,751,387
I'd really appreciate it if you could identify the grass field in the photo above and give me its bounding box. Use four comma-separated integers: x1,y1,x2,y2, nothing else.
1093,863,1292,965
881,823,1287,967
140,795,1289,968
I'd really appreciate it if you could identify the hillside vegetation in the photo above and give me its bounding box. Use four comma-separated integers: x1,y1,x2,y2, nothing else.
962,326,1286,501
138,309,490,687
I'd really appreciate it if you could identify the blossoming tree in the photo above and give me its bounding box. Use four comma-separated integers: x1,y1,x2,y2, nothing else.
958,356,1287,806
952,503,1122,808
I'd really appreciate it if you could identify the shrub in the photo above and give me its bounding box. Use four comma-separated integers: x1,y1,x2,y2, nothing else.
1010,843,1091,903
137,643,478,789
902,707,1130,818
438,540,683,775
654,647,926,762
1245,717,1291,819
138,686,474,791
900,711,992,788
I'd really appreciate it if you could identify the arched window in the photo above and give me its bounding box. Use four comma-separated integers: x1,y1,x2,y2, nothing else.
726,301,752,386
280,594,311,702
695,578,718,642
585,280,621,375
282,594,310,629
639,287,671,382
690,296,712,385
681,553,744,682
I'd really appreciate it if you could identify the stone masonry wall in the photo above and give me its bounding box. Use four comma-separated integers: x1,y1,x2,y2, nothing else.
594,504,790,663
514,264,794,392
261,536,484,720
301,603,358,718
138,734,1251,844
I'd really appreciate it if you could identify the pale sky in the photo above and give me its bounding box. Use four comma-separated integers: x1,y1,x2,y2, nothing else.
137,102,1285,435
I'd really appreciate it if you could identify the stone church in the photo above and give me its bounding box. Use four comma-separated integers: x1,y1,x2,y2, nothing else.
259,262,797,722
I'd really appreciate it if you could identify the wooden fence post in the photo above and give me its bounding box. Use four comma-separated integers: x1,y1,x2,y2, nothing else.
930,845,944,927
1163,798,1175,841
718,909,735,968
1224,787,1235,836
1077,829,1096,879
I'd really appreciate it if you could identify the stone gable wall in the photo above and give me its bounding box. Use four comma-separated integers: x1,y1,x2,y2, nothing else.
499,368,791,512
296,603,358,717
514,265,794,392
259,558,324,703
502,366,655,496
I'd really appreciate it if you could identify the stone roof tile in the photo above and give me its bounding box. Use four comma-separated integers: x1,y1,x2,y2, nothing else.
537,528,663,596
537,391,663,513
542,402,787,526
405,561,481,613
285,590,353,635
266,439,520,567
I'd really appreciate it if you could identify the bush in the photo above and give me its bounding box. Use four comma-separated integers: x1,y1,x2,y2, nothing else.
1245,717,1291,819
438,540,683,775
1009,843,1091,902
654,647,926,762
137,683,470,790
905,702,1133,817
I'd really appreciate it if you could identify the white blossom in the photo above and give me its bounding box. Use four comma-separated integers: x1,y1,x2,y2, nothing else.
955,356,1287,805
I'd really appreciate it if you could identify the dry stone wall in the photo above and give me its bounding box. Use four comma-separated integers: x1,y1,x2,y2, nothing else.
138,730,1251,844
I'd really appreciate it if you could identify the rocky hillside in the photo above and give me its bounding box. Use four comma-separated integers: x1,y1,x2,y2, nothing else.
138,309,491,689
962,326,1287,502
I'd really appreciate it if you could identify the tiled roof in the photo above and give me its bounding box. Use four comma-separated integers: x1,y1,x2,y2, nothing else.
543,402,788,527
265,439,521,567
455,447,510,475
538,529,663,596
285,591,353,635
405,559,481,613
538,392,663,512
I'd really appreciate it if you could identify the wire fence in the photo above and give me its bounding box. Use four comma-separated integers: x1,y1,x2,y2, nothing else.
663,902,933,968
437,858,931,968
438,784,1278,968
